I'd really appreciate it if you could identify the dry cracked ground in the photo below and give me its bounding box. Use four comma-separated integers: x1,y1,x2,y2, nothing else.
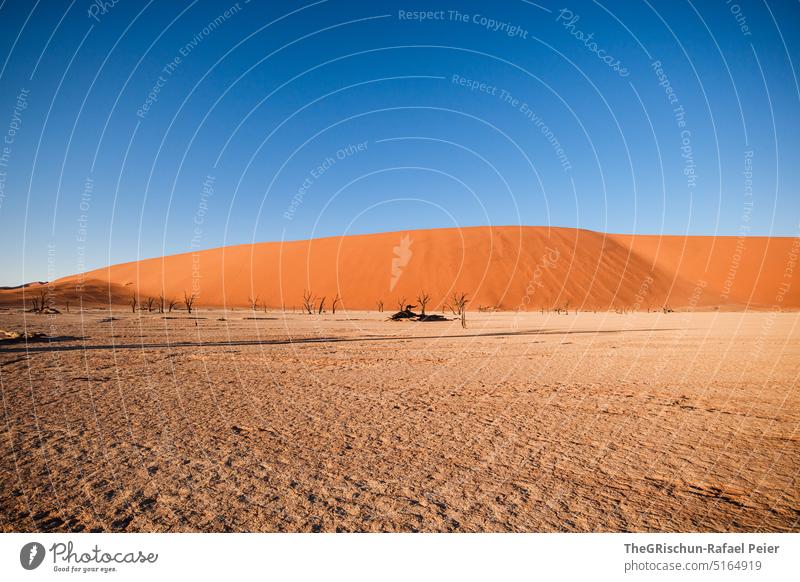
1,309,798,532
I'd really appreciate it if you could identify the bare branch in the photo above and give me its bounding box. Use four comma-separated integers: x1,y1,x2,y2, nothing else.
417,291,430,316
302,289,314,315
183,290,197,314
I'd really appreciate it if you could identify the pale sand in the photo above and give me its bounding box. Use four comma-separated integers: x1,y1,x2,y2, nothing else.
1,310,797,532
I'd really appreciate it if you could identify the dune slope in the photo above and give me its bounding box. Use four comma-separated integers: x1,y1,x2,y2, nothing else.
2,227,798,310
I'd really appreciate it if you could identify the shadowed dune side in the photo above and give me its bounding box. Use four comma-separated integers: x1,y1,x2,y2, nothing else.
0,279,133,309
611,234,798,309
1,227,797,310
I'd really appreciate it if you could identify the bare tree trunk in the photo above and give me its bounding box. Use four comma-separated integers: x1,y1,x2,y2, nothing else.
417,291,430,316
183,291,196,314
302,290,314,314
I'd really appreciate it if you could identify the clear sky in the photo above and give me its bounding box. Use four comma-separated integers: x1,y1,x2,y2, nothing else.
0,0,798,285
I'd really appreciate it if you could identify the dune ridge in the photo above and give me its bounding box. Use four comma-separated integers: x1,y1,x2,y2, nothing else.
2,226,798,310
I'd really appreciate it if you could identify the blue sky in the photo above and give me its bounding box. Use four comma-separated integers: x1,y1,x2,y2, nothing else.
0,0,798,285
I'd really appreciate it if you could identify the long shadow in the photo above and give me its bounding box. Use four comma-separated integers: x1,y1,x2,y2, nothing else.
0,328,675,354
0,335,83,350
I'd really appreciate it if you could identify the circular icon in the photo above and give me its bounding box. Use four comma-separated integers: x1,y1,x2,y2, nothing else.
20,542,46,570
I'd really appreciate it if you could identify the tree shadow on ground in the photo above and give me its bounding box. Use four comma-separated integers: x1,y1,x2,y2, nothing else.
0,328,676,354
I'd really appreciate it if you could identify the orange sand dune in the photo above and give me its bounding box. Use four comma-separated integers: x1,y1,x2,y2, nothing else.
3,227,798,310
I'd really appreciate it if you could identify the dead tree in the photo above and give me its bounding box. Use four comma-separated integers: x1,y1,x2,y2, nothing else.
158,294,165,314
129,293,138,313
167,297,179,313
183,291,197,314
417,291,430,316
317,296,326,315
28,288,53,314
248,295,259,311
331,294,341,315
376,299,384,312
449,291,468,315
396,296,407,311
455,292,469,328
302,290,314,314
145,297,156,312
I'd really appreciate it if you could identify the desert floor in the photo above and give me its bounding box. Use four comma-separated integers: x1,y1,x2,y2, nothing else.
0,309,798,532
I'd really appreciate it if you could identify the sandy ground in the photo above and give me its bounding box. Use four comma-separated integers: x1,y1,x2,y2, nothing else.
0,309,798,532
